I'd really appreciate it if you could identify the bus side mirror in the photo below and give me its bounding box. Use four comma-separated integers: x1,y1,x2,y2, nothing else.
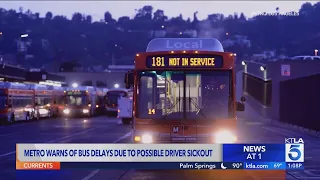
236,102,245,111
124,71,134,89
7,104,12,108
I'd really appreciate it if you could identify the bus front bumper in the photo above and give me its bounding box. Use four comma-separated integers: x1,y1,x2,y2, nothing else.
132,130,237,144
62,108,90,117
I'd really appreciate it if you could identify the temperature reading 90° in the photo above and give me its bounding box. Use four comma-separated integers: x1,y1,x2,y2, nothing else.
232,163,243,169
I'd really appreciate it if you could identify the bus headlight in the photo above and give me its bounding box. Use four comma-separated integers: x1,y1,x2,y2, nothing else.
63,109,70,114
141,134,153,144
83,109,89,113
214,130,237,143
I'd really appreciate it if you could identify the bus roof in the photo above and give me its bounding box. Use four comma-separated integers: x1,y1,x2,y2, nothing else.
0,82,31,90
66,86,96,92
107,88,129,92
146,38,224,52
52,86,65,91
29,84,50,90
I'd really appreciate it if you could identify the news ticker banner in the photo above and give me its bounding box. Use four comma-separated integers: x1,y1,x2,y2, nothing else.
16,143,304,170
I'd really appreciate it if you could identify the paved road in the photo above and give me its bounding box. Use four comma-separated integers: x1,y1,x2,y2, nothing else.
0,71,318,179
0,110,319,180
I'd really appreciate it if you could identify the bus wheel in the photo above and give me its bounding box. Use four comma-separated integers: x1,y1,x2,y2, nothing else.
9,114,15,123
30,112,35,120
25,112,30,121
34,112,39,120
122,118,131,125
48,111,52,118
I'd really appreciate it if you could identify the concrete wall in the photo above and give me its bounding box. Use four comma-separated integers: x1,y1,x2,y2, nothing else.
268,60,320,120
56,72,126,89
279,73,320,131
243,60,320,120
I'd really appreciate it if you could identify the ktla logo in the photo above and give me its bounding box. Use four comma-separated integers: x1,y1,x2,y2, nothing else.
285,144,304,162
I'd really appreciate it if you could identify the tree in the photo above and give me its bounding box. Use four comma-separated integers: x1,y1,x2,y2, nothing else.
85,15,92,23
104,11,112,23
72,13,83,23
0,3,319,71
59,61,81,72
45,12,53,19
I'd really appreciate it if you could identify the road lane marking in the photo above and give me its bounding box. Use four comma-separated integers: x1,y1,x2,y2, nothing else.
0,127,99,157
81,131,132,180
0,151,16,157
81,169,100,180
113,132,132,143
0,132,19,137
47,127,99,143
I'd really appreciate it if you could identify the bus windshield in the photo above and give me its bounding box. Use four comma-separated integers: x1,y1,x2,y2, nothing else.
105,91,128,105
65,95,87,106
137,70,233,120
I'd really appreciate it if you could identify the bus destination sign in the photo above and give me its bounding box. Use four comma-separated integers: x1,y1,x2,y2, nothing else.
146,54,223,68
66,91,85,95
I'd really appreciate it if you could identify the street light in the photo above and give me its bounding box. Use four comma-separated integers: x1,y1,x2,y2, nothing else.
20,34,28,38
114,83,119,88
315,49,318,56
72,83,78,88
260,66,266,71
241,61,246,66
161,25,165,29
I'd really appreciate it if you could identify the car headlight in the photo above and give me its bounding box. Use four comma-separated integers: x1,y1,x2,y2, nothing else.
24,108,33,112
39,109,48,115
83,109,89,113
214,130,237,143
141,134,153,144
63,109,70,114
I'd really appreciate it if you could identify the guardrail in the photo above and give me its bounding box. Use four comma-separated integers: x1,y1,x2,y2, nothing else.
243,73,272,107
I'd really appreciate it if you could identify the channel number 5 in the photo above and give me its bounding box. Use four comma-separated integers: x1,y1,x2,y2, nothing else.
288,145,301,161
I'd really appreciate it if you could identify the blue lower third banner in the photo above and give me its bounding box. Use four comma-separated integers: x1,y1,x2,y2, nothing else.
59,162,243,170
243,162,286,170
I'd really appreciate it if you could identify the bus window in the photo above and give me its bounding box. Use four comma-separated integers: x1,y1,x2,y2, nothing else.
105,91,128,106
138,71,184,119
66,96,87,105
186,71,232,120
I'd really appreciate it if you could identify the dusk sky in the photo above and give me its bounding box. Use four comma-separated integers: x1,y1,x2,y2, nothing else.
1,1,313,21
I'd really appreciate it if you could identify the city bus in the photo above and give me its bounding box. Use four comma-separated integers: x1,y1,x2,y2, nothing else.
124,38,246,144
62,85,98,117
29,84,54,119
50,86,65,116
0,82,34,123
104,88,129,116
96,88,108,115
